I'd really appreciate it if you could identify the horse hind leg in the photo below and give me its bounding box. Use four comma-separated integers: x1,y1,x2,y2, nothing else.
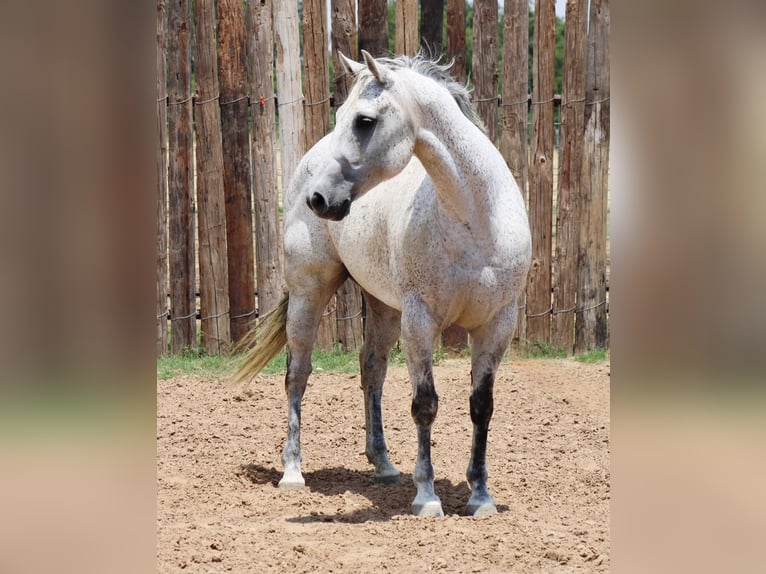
359,293,401,484
279,281,343,490
465,305,518,516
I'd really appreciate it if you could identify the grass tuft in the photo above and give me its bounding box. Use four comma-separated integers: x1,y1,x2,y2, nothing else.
157,349,237,381
517,340,568,360
574,347,609,363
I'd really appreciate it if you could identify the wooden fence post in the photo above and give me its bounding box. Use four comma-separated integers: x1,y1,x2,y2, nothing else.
552,0,587,352
395,0,419,56
331,0,358,104
446,0,467,84
156,0,169,356
218,0,255,344
247,0,283,318
167,0,196,354
324,0,364,351
194,0,231,354
500,0,529,345
274,0,305,193
303,0,331,146
359,0,389,57
576,0,610,352
420,0,445,56
472,0,499,144
526,0,556,345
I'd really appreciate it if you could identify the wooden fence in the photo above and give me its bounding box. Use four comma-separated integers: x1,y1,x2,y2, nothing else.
156,0,610,356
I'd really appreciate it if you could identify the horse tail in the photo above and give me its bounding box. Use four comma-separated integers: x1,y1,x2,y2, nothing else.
231,293,289,384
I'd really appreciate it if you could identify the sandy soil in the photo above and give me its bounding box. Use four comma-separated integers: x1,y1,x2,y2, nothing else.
157,358,610,572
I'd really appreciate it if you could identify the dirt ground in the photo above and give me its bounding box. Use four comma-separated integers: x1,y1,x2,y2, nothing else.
157,357,610,573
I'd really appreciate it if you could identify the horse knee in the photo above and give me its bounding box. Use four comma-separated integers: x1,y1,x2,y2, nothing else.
469,373,494,430
411,385,439,427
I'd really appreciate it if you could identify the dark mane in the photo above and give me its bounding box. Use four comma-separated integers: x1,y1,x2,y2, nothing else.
371,53,488,134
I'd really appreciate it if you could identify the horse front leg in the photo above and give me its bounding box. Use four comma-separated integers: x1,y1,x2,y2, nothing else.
465,304,518,515
359,293,401,484
401,301,443,517
279,285,340,489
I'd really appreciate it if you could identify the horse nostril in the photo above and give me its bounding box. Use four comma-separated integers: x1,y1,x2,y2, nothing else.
309,192,327,214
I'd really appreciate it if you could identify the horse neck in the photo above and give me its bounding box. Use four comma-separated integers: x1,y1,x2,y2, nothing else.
410,83,510,229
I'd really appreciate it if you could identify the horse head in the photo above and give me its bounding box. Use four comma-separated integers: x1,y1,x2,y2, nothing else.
305,50,417,221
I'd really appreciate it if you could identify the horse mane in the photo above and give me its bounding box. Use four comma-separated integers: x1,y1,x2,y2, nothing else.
368,52,488,135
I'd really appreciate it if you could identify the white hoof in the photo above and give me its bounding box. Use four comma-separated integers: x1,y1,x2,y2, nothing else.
412,499,444,517
467,494,497,517
278,471,305,490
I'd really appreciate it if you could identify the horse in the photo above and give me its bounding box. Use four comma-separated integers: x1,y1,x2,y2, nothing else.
235,51,531,517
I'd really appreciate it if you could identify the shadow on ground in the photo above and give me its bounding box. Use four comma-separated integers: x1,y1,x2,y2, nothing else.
238,463,508,522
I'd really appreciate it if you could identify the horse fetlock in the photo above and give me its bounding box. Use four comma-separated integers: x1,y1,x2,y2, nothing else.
466,464,488,486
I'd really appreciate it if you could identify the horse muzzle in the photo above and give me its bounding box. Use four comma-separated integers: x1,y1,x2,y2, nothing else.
306,191,351,221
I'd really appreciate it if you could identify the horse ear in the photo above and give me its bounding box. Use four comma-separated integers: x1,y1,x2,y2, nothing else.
337,51,365,77
361,50,391,86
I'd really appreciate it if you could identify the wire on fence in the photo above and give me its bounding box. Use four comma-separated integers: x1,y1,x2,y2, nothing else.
277,94,305,107
231,309,258,320
167,95,193,106
500,97,530,107
194,93,220,106
199,309,229,321
586,96,610,106
335,309,363,321
220,94,250,106
523,300,608,319
305,94,331,107
169,309,197,321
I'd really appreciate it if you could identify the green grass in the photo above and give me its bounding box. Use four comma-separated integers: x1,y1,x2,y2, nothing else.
158,342,609,381
517,340,569,360
157,349,237,381
158,345,455,380
574,347,609,363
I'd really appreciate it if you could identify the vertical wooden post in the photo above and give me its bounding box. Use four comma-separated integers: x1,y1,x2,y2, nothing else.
526,0,555,344
326,0,365,351
446,0,467,84
218,0,255,344
500,0,529,344
336,280,364,350
395,0,419,56
358,0,389,57
274,0,305,193
167,0,196,354
552,0,587,352
156,0,169,356
303,0,331,146
420,0,445,56
331,0,358,104
576,0,610,352
472,0,499,144
194,0,231,354
247,0,283,317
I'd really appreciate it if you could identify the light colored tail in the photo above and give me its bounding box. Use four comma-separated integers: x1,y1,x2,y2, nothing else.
231,294,289,384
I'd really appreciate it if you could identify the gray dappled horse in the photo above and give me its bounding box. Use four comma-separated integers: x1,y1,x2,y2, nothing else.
235,51,531,517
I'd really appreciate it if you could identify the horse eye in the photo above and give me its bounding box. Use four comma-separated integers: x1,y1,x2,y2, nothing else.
354,114,377,131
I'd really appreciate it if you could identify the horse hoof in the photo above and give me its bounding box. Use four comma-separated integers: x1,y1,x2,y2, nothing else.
412,499,444,518
467,500,497,517
278,472,305,490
